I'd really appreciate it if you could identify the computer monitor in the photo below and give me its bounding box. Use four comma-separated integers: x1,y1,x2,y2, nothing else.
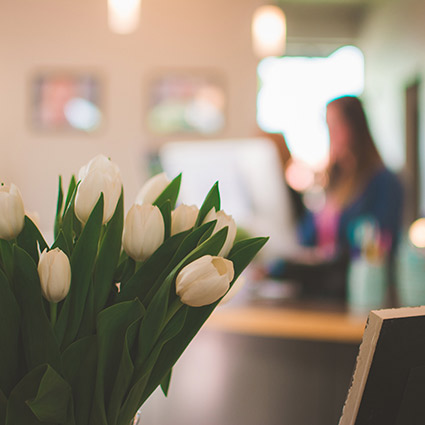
159,137,299,261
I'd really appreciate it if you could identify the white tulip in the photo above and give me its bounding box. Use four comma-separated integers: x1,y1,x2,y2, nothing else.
123,204,165,262
203,209,237,257
171,204,199,236
38,248,71,303
75,155,122,225
135,173,170,205
176,255,234,307
0,183,25,240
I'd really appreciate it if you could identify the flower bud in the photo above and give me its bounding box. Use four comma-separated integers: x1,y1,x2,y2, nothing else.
135,172,170,205
75,155,122,224
171,204,199,236
38,248,71,303
176,255,234,307
123,204,165,262
203,209,237,257
0,183,25,240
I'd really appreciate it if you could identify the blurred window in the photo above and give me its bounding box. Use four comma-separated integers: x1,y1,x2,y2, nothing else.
257,45,364,169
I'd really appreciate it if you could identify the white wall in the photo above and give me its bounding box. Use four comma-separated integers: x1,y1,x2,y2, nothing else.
0,0,261,236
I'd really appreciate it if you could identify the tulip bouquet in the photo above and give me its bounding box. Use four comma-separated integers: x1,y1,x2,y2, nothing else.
0,155,267,425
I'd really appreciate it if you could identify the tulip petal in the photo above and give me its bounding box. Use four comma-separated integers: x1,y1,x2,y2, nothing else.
0,184,25,240
38,248,71,303
123,204,165,262
171,204,199,236
75,155,122,225
175,255,234,307
135,173,170,205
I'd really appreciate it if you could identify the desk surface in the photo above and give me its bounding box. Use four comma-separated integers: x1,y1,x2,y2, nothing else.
207,301,367,344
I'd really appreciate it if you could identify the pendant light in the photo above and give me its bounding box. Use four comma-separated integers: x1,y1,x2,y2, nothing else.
108,0,141,34
252,5,286,58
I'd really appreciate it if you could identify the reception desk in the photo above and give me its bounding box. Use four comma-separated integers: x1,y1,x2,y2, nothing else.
140,294,366,425
206,301,366,343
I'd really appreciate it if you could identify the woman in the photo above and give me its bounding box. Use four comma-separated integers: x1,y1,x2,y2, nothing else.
268,96,404,300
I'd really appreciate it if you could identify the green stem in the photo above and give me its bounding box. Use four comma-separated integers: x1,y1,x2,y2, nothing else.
50,302,57,327
136,298,183,372
164,298,183,325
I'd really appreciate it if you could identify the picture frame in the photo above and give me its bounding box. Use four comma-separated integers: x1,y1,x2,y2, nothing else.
30,71,102,133
146,70,226,137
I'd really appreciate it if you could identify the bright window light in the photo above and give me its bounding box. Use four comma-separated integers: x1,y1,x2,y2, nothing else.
257,45,364,169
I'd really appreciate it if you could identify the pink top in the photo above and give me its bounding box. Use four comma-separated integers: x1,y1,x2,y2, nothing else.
314,200,341,257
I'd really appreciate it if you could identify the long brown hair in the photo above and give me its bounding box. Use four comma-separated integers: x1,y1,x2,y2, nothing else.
326,95,383,206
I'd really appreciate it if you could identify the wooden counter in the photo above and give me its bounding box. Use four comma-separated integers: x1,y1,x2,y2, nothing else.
207,302,367,344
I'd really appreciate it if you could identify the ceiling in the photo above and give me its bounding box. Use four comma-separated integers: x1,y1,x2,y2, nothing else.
276,0,377,4
273,0,375,56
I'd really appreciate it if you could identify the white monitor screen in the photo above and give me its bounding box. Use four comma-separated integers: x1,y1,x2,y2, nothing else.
159,137,299,260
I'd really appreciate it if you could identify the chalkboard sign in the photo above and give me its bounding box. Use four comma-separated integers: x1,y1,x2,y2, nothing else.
339,306,425,425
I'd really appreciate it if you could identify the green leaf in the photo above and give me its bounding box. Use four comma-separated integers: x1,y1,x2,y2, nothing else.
59,178,79,256
158,200,172,240
6,364,74,425
0,388,6,425
116,373,150,425
62,336,97,425
93,190,124,314
141,227,228,320
140,305,213,405
0,239,13,282
140,237,268,404
135,225,227,374
153,174,182,209
114,254,135,288
12,246,62,373
0,268,21,396
55,195,104,350
195,181,220,226
106,318,141,425
119,306,187,425
26,365,73,424
16,216,48,264
228,237,269,276
64,175,77,213
76,278,95,340
136,275,175,370
160,369,173,397
91,299,145,425
54,176,64,240
6,364,47,425
160,369,172,397
174,220,216,256
117,230,190,304
51,230,71,258
178,226,228,267
141,221,216,306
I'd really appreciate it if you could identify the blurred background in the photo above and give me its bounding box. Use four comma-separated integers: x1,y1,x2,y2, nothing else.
1,0,424,424
1,0,423,233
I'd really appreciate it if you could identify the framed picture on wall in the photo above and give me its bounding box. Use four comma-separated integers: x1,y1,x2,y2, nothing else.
30,72,102,133
146,71,226,136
